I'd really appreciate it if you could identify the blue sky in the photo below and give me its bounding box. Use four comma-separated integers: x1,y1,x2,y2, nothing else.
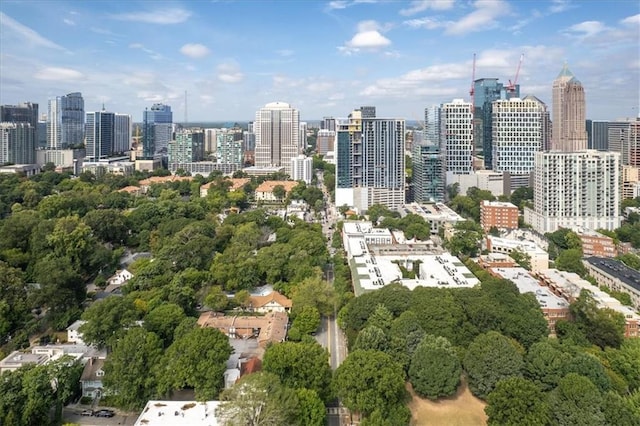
0,0,638,122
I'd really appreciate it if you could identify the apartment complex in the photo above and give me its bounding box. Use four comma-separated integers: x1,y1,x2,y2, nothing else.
573,228,617,258
442,99,474,176
480,200,519,231
583,257,640,311
485,235,549,272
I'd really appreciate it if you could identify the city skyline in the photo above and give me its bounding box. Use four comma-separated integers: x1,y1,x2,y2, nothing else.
0,1,638,121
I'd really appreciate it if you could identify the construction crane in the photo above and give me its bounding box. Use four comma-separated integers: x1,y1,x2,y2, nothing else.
506,53,524,94
469,53,476,107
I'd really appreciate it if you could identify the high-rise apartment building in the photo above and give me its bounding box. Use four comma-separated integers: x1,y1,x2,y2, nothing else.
442,99,474,177
316,129,335,156
216,129,243,166
586,120,609,151
335,107,405,211
142,103,173,158
254,102,299,176
491,96,547,189
525,151,621,232
113,114,132,154
480,200,519,231
412,106,445,203
474,78,519,168
1,102,38,158
608,119,640,166
291,155,313,184
85,111,115,160
551,64,587,151
47,92,84,149
0,122,35,164
321,117,336,132
299,122,308,154
168,128,204,166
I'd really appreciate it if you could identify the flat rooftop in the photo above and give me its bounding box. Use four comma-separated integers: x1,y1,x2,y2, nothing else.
135,401,220,426
491,267,568,310
482,200,517,208
584,257,640,293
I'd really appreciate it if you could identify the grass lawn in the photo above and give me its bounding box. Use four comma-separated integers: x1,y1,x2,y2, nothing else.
408,379,487,426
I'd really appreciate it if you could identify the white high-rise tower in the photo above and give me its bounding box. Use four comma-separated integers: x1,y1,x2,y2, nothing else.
254,102,299,176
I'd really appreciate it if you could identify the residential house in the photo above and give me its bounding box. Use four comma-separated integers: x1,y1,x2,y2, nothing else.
200,177,250,197
248,291,292,313
197,311,288,348
255,180,298,203
67,320,87,344
80,358,107,399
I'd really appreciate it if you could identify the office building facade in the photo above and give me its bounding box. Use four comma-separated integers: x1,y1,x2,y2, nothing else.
168,129,205,166
113,114,131,154
586,120,609,151
47,92,84,149
316,129,335,156
85,111,115,160
142,104,173,158
551,64,587,151
608,119,640,167
254,102,299,176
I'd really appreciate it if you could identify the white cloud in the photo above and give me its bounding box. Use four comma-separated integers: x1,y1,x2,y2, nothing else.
445,0,510,35
129,43,163,60
400,0,455,16
34,67,84,81
63,18,75,26
180,43,211,58
327,1,348,10
549,0,572,13
111,8,191,24
404,17,445,30
621,14,640,26
0,12,65,50
217,62,244,83
339,20,391,54
565,21,607,38
276,49,295,57
307,81,333,93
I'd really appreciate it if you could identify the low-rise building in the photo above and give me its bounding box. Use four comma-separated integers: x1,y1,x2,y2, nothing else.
0,351,49,374
573,228,617,258
401,202,465,235
583,257,640,311
477,253,517,269
248,291,292,313
138,175,194,194
536,269,640,338
255,180,298,203
480,200,519,231
80,358,106,399
485,235,549,272
200,178,250,197
490,267,570,333
197,311,288,348
67,320,87,345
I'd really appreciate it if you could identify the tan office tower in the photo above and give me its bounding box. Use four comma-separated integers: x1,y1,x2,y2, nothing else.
254,102,299,176
551,64,587,151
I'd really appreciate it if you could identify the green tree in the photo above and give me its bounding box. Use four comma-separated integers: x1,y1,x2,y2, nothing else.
562,352,611,393
485,377,549,426
205,286,229,312
548,373,605,426
290,275,337,316
80,296,140,348
333,350,406,417
510,187,533,210
524,340,570,391
273,184,286,201
604,339,640,392
215,372,298,426
143,303,186,347
262,341,332,401
555,248,586,276
354,326,390,352
570,290,625,349
103,327,164,410
158,327,232,399
408,335,461,399
616,253,640,270
295,388,325,426
292,306,321,335
601,391,640,426
509,248,531,270
463,331,524,399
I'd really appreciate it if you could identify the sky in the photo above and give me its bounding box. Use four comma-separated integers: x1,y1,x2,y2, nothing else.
0,0,638,122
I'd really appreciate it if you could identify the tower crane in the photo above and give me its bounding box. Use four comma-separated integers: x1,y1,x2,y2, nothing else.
506,53,524,94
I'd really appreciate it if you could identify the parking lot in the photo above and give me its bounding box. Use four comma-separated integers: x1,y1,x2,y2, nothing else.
63,407,137,425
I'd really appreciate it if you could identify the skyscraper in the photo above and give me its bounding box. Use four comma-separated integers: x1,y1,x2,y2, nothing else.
0,122,35,164
47,92,84,149
442,99,474,177
608,119,640,166
216,128,243,166
142,103,173,158
525,151,621,232
474,78,519,169
586,120,609,150
316,129,335,156
412,106,445,203
491,96,547,189
299,121,308,154
335,107,405,211
113,114,132,154
254,102,299,175
1,102,38,157
168,128,204,166
85,111,115,160
551,64,587,151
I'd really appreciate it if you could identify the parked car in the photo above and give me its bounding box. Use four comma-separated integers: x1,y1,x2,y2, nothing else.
80,409,94,416
95,409,115,418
